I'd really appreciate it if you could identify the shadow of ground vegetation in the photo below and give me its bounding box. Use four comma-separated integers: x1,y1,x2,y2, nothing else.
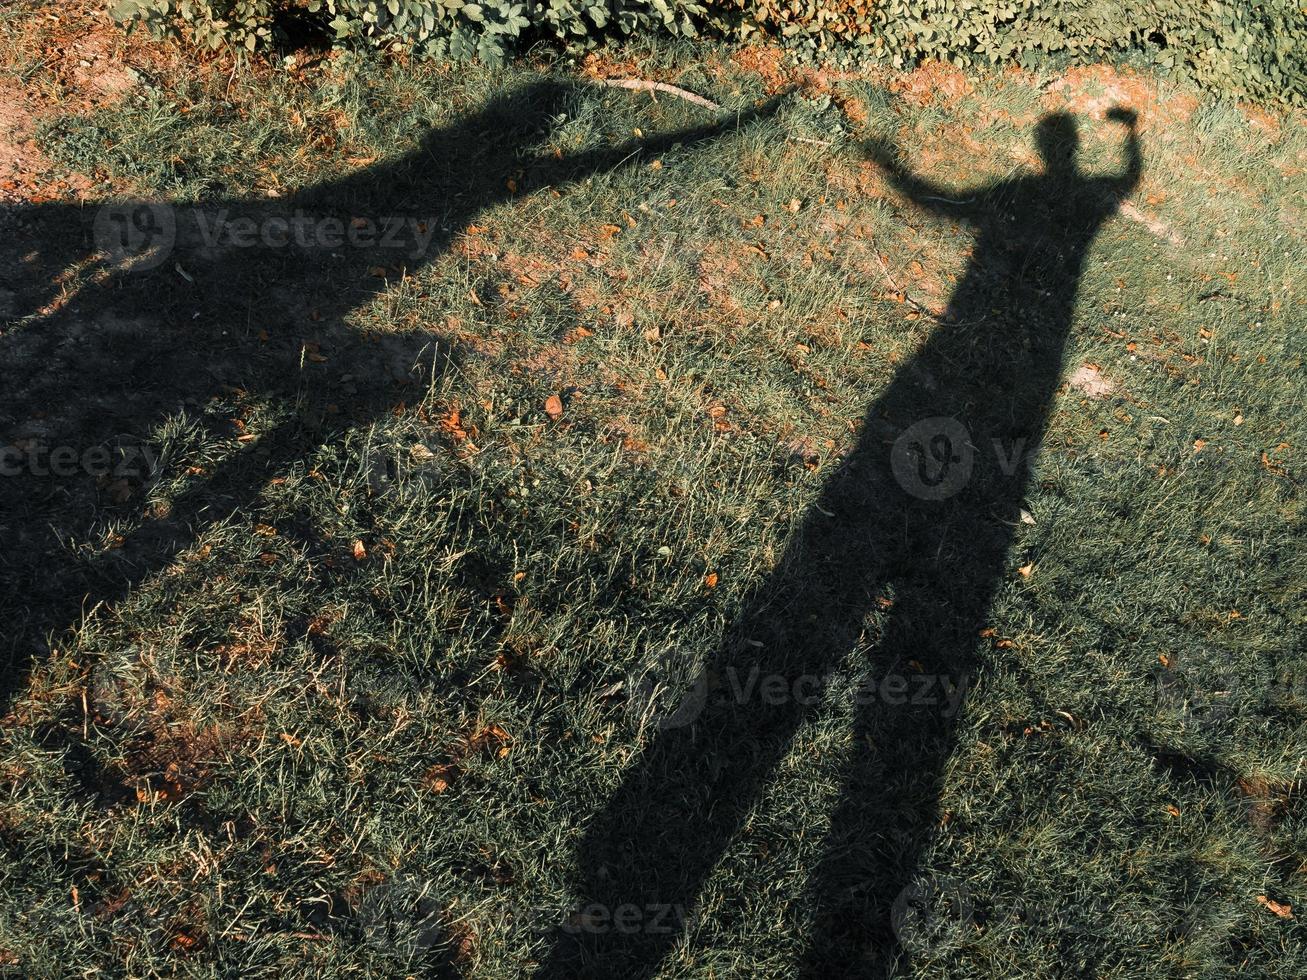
534,106,1141,978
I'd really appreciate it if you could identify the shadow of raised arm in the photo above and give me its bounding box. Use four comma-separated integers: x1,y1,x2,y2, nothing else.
1101,106,1143,198
522,89,791,192
864,133,981,221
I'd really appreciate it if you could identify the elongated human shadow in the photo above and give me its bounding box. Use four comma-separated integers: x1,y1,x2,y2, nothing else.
0,80,781,718
535,108,1141,978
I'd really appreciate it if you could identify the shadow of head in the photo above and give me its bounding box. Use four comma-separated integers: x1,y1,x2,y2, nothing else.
1035,112,1080,176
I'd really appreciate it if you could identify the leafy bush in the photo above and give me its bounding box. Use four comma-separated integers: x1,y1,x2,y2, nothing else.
112,0,1305,104
112,0,709,62
731,0,1306,104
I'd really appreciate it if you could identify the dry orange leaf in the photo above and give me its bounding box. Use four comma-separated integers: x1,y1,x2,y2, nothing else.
1018,563,1035,578
1257,895,1293,920
544,395,564,420
704,572,718,589
352,540,367,561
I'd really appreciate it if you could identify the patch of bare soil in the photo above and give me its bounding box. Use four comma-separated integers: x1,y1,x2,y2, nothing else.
0,1,177,202
0,79,53,202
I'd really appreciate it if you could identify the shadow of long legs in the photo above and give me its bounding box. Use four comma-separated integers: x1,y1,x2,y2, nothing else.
534,109,1141,978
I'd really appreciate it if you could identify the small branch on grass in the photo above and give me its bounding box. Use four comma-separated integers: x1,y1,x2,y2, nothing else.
868,237,932,317
597,79,721,111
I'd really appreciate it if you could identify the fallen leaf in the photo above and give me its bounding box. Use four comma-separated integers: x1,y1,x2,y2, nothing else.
544,395,564,420
352,540,367,561
1257,895,1293,920
424,764,457,793
704,572,718,589
1017,563,1035,578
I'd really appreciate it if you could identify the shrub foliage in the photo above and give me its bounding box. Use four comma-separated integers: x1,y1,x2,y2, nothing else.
111,0,1305,103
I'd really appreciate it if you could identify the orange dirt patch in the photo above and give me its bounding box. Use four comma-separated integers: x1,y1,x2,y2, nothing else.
887,60,974,107
1046,64,1198,128
0,79,53,202
731,44,796,95
0,1,186,201
578,50,645,82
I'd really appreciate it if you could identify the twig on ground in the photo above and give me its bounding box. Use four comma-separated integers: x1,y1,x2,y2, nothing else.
868,237,932,316
597,79,721,111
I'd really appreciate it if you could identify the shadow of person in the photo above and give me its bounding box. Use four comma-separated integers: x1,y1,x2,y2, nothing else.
533,108,1141,978
0,80,784,729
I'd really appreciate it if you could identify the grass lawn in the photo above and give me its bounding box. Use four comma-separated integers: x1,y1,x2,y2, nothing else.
0,3,1304,976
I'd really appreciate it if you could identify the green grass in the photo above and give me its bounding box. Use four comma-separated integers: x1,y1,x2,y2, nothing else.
1,22,1304,979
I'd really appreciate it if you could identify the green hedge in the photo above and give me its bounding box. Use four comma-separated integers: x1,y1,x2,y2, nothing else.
111,0,1306,104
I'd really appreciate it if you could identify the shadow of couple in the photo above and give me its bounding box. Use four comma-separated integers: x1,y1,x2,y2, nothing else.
0,76,1139,976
